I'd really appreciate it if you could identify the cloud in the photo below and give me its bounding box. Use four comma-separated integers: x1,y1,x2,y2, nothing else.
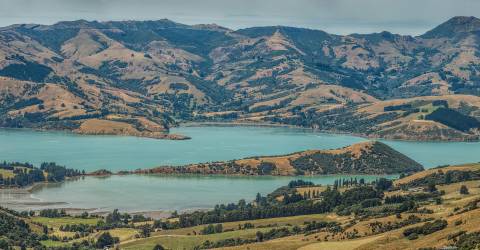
0,0,479,35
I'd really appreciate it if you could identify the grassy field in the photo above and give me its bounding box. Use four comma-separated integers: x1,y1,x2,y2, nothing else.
0,168,14,178
119,213,344,250
121,227,274,250
31,216,100,228
395,163,480,186
158,213,338,237
40,240,70,248
220,237,310,250
107,228,140,242
299,235,384,250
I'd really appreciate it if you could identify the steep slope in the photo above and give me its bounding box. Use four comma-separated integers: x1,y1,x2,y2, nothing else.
271,95,480,141
0,17,480,140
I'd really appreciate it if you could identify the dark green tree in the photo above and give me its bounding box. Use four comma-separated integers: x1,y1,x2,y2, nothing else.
460,185,469,195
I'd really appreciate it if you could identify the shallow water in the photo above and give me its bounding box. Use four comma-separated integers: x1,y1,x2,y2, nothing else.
5,174,394,212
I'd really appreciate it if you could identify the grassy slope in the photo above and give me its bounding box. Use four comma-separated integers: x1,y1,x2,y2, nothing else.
31,216,100,228
125,163,480,250
265,164,480,250
140,141,423,176
120,214,340,250
3,163,477,250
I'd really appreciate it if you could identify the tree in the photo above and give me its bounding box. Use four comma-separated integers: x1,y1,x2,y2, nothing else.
153,244,165,250
256,231,264,242
375,178,393,191
96,232,117,248
426,181,437,193
140,225,151,238
255,193,262,203
215,224,223,233
445,171,453,184
460,185,469,195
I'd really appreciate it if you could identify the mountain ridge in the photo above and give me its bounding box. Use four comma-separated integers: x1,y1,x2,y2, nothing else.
0,16,480,140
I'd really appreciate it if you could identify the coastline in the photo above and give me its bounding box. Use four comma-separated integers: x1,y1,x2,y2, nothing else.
1,172,399,214
1,121,478,142
177,121,480,142
0,126,191,141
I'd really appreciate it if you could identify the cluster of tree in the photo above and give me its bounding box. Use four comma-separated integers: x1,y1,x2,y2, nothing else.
402,219,448,240
301,190,321,199
95,232,119,249
197,220,342,249
269,106,399,138
384,192,438,204
256,162,276,175
290,142,423,175
400,169,480,189
287,180,314,188
454,231,480,250
59,224,95,234
131,214,149,223
383,104,414,112
0,161,84,187
0,161,34,170
333,177,366,189
177,185,383,228
40,162,83,182
200,224,223,235
303,220,341,233
0,54,53,82
0,208,43,249
0,167,45,187
102,209,132,228
39,209,67,218
425,107,480,132
368,215,423,234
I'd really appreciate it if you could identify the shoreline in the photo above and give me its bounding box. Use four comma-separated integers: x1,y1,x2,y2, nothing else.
2,121,478,142
0,172,400,214
0,126,191,141
177,121,479,142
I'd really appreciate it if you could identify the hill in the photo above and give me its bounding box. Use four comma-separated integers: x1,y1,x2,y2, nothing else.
2,163,480,249
1,17,480,140
132,141,423,176
126,163,480,249
270,95,480,141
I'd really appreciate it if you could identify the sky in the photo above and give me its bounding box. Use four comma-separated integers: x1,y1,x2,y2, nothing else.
0,0,479,35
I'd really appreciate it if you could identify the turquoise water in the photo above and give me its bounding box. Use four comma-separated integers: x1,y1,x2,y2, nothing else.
1,125,480,212
1,126,479,171
27,174,394,212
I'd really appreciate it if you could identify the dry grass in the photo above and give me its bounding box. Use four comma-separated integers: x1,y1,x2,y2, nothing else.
233,141,376,175
299,235,384,250
395,163,480,186
0,168,14,178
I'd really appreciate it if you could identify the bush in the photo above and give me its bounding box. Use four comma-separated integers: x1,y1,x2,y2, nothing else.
407,233,419,240
403,219,448,238
153,244,165,250
95,232,119,248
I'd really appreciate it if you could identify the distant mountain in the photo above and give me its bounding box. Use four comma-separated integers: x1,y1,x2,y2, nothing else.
133,141,424,176
421,16,480,38
0,17,480,140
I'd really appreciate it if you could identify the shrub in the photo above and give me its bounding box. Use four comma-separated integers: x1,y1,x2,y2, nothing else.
460,185,469,195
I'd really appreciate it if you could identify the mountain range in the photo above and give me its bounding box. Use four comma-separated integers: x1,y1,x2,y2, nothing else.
1,16,480,140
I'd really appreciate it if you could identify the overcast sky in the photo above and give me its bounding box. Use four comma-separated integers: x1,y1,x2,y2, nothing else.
0,0,479,35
